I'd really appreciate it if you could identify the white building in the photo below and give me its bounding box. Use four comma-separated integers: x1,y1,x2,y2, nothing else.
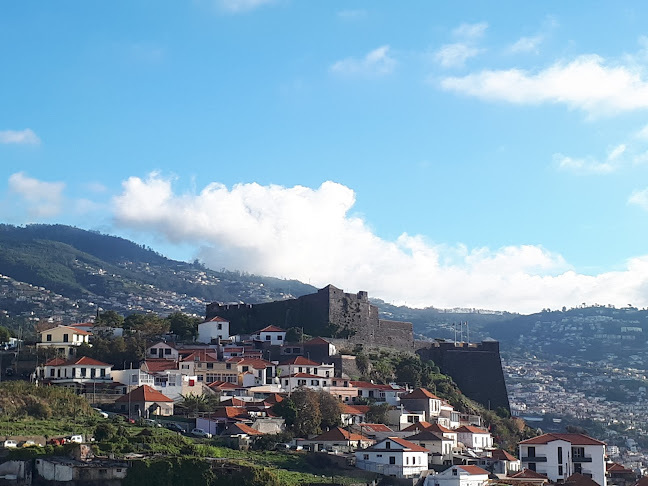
34,356,113,386
355,437,429,479
456,425,493,450
424,465,490,486
147,342,179,360
198,317,230,344
254,325,286,345
518,433,606,486
37,325,91,358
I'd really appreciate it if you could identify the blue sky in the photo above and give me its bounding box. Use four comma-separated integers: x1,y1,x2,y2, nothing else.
3,1,648,312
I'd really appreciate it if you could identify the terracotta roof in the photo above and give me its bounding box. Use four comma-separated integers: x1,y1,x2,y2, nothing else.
219,397,249,407
257,325,285,333
457,425,490,434
68,322,93,328
142,359,178,372
491,449,518,462
427,423,454,434
519,433,605,446
263,393,285,405
510,469,550,480
39,325,92,335
43,358,68,366
564,473,601,486
606,463,633,473
204,316,229,323
358,423,393,432
279,356,322,366
379,437,429,453
226,422,263,436
403,387,441,400
303,337,332,346
238,358,274,369
288,373,324,379
406,430,446,442
116,385,173,403
208,381,239,390
340,404,366,415
400,421,434,433
181,351,219,362
349,380,390,390
312,427,369,442
634,478,648,486
210,406,248,419
458,465,490,476
149,341,176,349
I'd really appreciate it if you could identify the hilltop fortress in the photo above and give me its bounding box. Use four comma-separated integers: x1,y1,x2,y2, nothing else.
206,284,509,412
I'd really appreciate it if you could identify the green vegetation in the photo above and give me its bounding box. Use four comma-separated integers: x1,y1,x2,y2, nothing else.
272,388,341,436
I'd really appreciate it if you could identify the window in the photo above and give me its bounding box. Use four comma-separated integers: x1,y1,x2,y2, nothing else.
101,369,106,377
226,363,231,370
389,456,396,465
527,446,536,458
559,466,564,476
80,368,86,377
363,454,369,460
558,446,563,463
529,463,536,472
284,379,288,386
46,334,52,342
165,348,171,355
63,334,69,343
91,369,96,378
453,469,458,476
265,335,271,341
572,447,585,459
277,335,283,340
217,323,222,330
207,363,214,369
311,380,319,386
386,442,391,449
406,457,409,465
50,369,55,377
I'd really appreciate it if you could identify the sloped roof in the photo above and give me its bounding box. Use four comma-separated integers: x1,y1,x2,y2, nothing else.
490,449,518,462
279,356,322,366
116,385,173,403
371,437,429,453
312,427,369,442
564,473,602,486
458,465,490,476
510,469,550,480
606,463,633,473
142,359,178,372
219,397,249,407
400,421,434,433
204,316,229,323
406,430,446,442
303,336,332,346
340,404,366,415
633,478,648,486
39,325,92,336
225,422,263,436
257,325,285,333
43,358,68,366
45,356,112,367
238,358,274,369
181,351,219,362
403,387,440,400
427,423,455,434
457,425,490,434
263,393,285,405
519,433,605,446
288,373,323,379
358,423,393,432
208,381,240,390
210,407,248,419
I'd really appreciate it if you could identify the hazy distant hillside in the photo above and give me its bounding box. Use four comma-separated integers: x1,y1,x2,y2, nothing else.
0,224,316,319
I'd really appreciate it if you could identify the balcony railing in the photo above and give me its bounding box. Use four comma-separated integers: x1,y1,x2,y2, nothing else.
521,456,548,462
572,456,593,463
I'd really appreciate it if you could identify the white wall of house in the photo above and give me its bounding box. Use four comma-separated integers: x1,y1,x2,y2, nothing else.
198,320,230,344
355,443,428,479
424,466,490,486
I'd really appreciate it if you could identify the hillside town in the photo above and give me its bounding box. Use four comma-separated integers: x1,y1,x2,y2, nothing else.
0,310,645,486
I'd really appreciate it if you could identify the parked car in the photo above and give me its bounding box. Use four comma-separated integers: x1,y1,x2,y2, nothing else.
190,428,212,438
142,419,162,428
165,423,185,433
274,443,291,450
2,440,17,448
64,435,83,444
92,408,109,418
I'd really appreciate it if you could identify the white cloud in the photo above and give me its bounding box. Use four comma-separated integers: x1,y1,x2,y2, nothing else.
112,174,648,313
0,129,40,145
452,22,488,40
8,172,65,218
554,154,615,174
217,0,273,13
330,46,396,77
629,188,648,211
509,35,543,54
440,54,648,116
337,9,367,21
435,43,482,68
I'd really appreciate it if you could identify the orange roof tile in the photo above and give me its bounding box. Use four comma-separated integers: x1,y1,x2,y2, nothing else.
458,465,490,475
313,427,369,442
279,356,322,366
403,387,440,400
456,425,490,434
519,433,605,446
257,325,285,333
116,385,173,403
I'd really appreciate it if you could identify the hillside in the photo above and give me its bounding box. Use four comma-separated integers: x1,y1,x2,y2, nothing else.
0,224,315,323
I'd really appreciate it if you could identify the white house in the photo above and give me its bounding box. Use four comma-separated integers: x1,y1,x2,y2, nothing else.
254,325,286,345
355,437,429,479
34,356,113,386
399,387,442,422
519,433,606,486
301,427,373,452
198,317,230,344
350,381,402,405
424,465,490,486
406,429,454,466
147,342,179,360
456,425,493,450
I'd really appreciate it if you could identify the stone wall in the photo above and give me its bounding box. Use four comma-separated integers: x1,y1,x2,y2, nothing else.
416,340,510,412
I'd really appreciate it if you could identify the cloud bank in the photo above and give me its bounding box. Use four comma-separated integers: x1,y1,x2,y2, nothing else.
9,172,65,218
113,174,648,313
330,46,396,77
0,129,40,145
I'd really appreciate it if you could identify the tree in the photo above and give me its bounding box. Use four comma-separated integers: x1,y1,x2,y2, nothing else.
290,388,321,437
365,403,391,424
94,423,117,441
272,398,297,428
0,326,11,344
123,313,169,339
317,391,342,430
167,312,200,342
96,310,124,328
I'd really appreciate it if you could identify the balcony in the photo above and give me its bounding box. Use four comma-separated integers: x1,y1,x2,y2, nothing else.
521,456,547,462
572,456,593,463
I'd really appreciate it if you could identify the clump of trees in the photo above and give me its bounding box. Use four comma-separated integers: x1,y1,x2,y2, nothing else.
272,388,342,437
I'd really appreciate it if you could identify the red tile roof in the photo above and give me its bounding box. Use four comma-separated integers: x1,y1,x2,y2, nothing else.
208,381,239,390
400,421,434,433
312,427,370,442
257,325,285,333
116,385,173,403
288,373,324,379
204,316,229,322
210,407,248,419
45,356,112,367
427,423,454,434
606,463,633,473
303,337,332,346
456,425,490,434
402,387,440,400
358,423,393,432
383,437,429,452
142,359,178,372
458,465,490,476
181,351,219,362
340,404,366,415
263,393,285,405
279,356,322,366
564,473,601,486
510,469,550,480
519,433,605,446
43,358,68,366
490,449,518,462
226,422,263,436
